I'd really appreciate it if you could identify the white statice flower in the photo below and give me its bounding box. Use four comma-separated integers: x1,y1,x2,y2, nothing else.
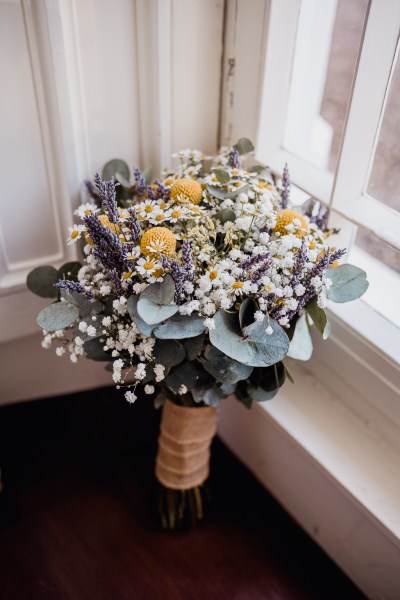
74,336,84,347
144,385,155,395
78,321,88,333
112,358,124,383
254,310,264,322
323,276,333,289
55,346,65,357
102,316,112,327
310,276,323,290
204,317,215,331
70,353,78,363
317,292,329,309
135,363,147,381
99,285,111,296
154,364,165,382
41,334,52,349
265,325,273,335
125,390,137,404
178,384,188,395
294,284,306,297
279,316,289,327
86,325,97,337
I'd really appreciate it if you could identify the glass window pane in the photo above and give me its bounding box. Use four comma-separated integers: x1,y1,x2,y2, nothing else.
284,0,368,172
366,53,400,212
350,230,400,327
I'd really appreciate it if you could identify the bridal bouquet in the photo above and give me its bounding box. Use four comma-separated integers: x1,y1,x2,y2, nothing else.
27,138,368,527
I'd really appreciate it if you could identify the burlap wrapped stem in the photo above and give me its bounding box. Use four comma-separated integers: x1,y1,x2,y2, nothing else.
156,400,217,490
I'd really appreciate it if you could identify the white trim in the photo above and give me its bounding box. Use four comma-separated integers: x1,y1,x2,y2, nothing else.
218,360,400,600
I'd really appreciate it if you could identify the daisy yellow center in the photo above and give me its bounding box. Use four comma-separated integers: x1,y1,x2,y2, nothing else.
273,209,308,239
159,202,168,209
140,227,176,257
70,230,79,239
153,268,164,278
145,205,154,213
209,270,218,281
155,213,165,222
170,178,203,205
84,209,92,216
122,272,132,280
232,281,244,289
143,261,155,270
171,209,182,219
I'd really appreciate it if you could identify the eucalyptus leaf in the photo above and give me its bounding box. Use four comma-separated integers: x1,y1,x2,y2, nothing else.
154,313,205,339
199,388,221,407
209,310,289,367
154,339,186,368
84,336,110,361
57,262,82,282
143,166,153,185
213,168,230,184
233,138,254,155
27,266,59,298
249,362,285,391
165,361,214,392
102,159,130,182
326,264,369,303
239,298,257,330
287,314,313,360
182,333,205,360
60,289,104,318
37,302,79,332
202,346,253,384
250,165,268,175
248,385,278,402
306,298,331,339
115,172,131,188
220,382,237,396
207,184,249,201
215,208,236,224
127,295,154,336
137,275,178,325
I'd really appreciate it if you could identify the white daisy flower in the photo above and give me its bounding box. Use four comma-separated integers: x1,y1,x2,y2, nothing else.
66,224,86,245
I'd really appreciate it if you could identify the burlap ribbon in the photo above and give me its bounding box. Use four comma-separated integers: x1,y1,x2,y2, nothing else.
155,400,217,490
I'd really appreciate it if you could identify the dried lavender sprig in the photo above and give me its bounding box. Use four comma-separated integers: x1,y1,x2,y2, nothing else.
85,213,129,274
289,238,307,289
182,240,195,281
280,163,290,209
154,179,171,203
127,207,141,243
133,167,147,196
94,173,119,224
161,255,186,304
228,148,241,168
108,268,125,296
54,280,93,300
250,256,273,283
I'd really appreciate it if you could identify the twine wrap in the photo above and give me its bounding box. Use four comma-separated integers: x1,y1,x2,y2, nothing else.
155,400,217,490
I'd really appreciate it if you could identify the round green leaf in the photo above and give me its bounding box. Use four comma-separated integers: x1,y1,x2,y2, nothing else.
182,333,205,360
213,168,230,184
27,266,59,298
287,314,313,360
203,346,253,384
209,310,289,367
57,262,82,282
60,289,103,318
154,314,205,339
154,340,186,367
137,276,178,324
233,138,254,155
102,159,130,182
326,264,369,303
127,295,154,336
37,302,79,332
306,298,331,339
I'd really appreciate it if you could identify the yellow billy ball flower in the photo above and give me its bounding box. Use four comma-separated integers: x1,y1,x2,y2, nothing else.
170,178,203,205
273,209,308,238
140,226,176,257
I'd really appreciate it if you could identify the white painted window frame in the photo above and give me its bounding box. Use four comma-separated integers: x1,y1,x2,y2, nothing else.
252,0,400,369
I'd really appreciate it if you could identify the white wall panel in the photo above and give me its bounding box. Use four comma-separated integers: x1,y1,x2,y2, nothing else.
0,0,61,271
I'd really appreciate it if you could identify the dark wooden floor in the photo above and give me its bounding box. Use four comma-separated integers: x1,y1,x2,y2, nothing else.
0,387,366,600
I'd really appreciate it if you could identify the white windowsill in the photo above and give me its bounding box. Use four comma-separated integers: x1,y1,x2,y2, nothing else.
218,358,400,599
